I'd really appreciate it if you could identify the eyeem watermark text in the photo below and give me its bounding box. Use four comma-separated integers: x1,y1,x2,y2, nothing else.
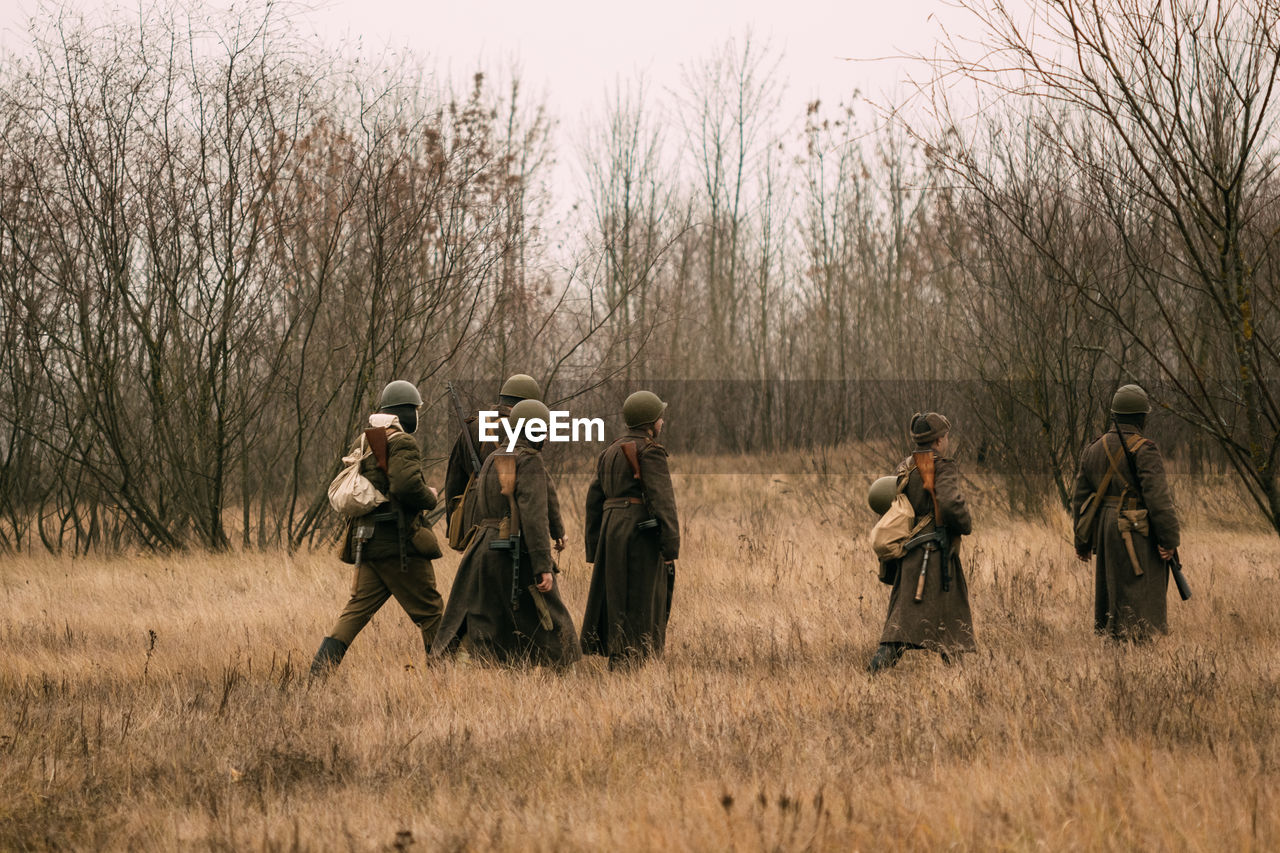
478,411,604,451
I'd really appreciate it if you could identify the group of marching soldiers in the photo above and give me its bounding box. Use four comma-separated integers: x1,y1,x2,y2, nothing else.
310,378,1184,677
310,375,679,674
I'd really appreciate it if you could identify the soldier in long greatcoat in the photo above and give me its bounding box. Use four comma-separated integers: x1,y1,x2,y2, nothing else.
581,391,680,669
869,412,976,673
431,399,580,667
1072,384,1181,640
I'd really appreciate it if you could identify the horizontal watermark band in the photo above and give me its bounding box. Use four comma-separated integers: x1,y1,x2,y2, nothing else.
478,410,605,451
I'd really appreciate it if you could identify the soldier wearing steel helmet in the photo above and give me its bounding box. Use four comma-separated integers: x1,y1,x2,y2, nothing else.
1072,384,1181,640
310,380,444,675
581,391,681,670
431,399,581,667
443,374,565,553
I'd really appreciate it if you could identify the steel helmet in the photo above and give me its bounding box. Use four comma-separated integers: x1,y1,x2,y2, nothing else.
500,374,542,401
1110,384,1151,415
868,475,899,515
623,390,667,427
508,398,551,425
379,380,423,409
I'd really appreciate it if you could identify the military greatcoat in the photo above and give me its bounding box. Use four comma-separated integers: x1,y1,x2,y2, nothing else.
581,429,680,662
1072,423,1181,639
432,440,580,666
878,451,976,654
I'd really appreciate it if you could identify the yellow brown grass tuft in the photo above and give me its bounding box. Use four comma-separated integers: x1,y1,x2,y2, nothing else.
2,458,1277,850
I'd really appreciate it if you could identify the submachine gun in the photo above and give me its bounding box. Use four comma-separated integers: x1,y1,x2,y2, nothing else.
488,454,523,611
486,453,554,629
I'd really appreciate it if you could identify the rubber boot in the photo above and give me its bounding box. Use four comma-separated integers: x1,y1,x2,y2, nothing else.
310,636,348,677
867,643,904,674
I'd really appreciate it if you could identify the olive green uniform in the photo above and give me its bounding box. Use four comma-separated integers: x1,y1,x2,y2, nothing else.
581,430,680,663
327,427,443,654
1072,424,1181,639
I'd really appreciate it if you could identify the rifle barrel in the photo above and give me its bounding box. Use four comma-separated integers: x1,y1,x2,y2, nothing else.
1170,551,1192,601
447,381,483,474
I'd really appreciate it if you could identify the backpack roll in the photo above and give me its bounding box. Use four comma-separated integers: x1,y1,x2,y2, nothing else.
869,473,932,585
871,493,931,561
328,434,387,517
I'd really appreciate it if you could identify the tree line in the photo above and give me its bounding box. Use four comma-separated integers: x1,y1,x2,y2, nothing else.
1,0,1276,553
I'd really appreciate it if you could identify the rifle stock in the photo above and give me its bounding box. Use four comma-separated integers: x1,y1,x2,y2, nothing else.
911,450,945,601
620,439,659,530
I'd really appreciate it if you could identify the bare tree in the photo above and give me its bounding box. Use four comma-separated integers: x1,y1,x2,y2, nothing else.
926,0,1280,533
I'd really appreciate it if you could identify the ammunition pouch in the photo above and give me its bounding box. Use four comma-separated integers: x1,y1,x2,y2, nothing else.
1113,496,1149,576
409,512,443,560
1117,508,1149,536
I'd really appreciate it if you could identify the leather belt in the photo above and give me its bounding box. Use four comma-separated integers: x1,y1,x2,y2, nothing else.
603,497,643,509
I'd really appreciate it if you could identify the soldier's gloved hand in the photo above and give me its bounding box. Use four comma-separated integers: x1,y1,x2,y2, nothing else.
1075,548,1091,563
554,537,566,553
1157,545,1175,561
536,572,554,592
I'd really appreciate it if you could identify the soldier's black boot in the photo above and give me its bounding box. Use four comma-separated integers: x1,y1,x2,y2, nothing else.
867,643,904,674
420,625,439,668
310,636,348,678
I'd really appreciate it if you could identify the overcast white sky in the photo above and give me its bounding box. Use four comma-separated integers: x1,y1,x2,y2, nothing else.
308,0,959,107
1,0,978,121
0,0,998,240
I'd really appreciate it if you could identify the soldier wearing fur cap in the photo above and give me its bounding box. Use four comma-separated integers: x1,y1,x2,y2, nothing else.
868,412,976,673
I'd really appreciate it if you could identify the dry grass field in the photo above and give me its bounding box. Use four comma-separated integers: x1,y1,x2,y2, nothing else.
3,448,1279,851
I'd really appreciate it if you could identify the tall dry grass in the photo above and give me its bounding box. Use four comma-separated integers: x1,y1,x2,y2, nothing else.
2,451,1278,851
